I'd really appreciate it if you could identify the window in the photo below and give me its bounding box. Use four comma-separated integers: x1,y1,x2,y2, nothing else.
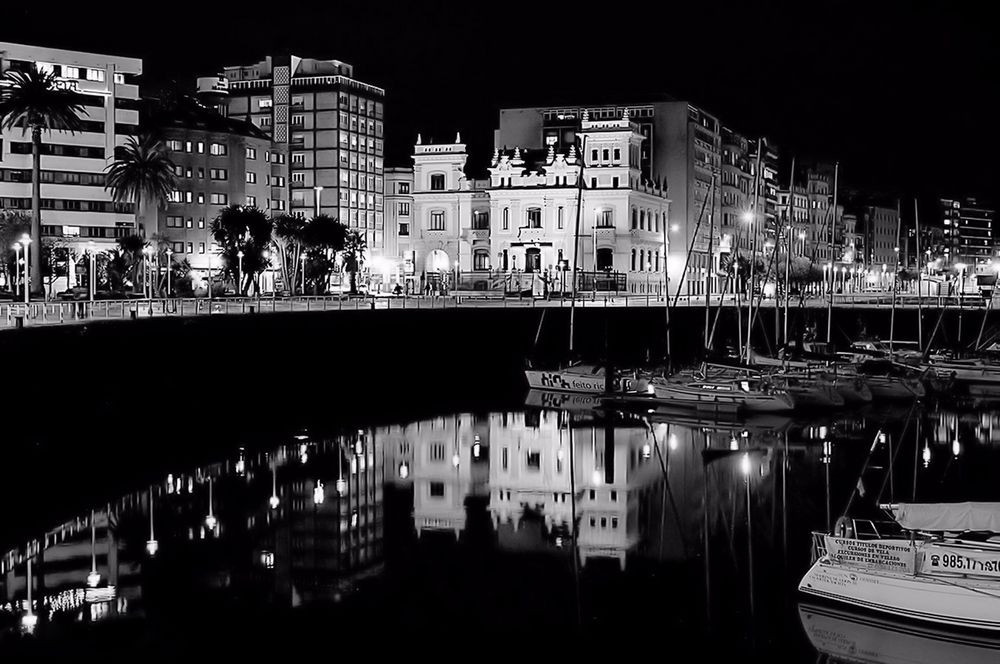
196,141,205,154
209,168,227,180
291,114,304,126
430,173,445,191
198,243,205,254
430,482,445,498
597,247,614,271
502,447,509,470
591,177,597,189
185,218,193,228
612,176,619,188
63,66,79,79
292,153,305,165
399,182,410,194
85,68,104,82
474,249,489,270
596,209,613,227
167,139,182,151
397,202,410,216
186,242,193,254
527,207,542,228
429,211,445,231
210,193,227,205
246,172,256,184
557,207,565,230
258,98,273,110
172,242,184,253
291,172,305,183
247,195,256,207
613,148,621,161
184,141,193,153
591,149,598,162
399,222,409,236
602,149,609,161
502,207,510,231
472,211,489,230
197,193,204,204
184,191,193,203
166,216,183,228
208,143,227,156
246,147,256,160
526,451,541,469
198,218,205,229
197,167,204,179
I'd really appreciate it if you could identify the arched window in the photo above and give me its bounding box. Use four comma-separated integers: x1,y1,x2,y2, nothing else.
472,211,489,230
631,248,637,271
654,212,660,233
596,209,613,228
428,210,445,231
631,207,638,229
557,207,565,230
526,207,542,228
639,249,645,271
430,173,445,191
639,210,645,230
597,248,614,271
647,250,653,270
655,251,660,272
502,207,510,230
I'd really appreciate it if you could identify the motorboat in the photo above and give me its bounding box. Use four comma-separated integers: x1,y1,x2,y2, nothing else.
798,601,1000,664
799,503,1000,631
920,356,1000,387
523,363,634,395
635,365,795,413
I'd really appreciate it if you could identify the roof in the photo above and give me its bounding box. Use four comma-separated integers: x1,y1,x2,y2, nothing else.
143,92,271,141
892,502,1000,532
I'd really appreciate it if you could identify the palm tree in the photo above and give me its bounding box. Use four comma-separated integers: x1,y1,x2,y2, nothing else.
210,205,273,295
272,214,307,294
0,65,86,295
341,230,367,295
105,134,177,235
117,233,147,293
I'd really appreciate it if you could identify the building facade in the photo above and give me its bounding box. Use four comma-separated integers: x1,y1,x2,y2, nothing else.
941,196,995,272
389,111,670,295
203,55,385,255
0,42,142,250
154,97,287,274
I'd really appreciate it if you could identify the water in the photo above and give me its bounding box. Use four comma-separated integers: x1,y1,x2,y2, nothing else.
2,391,999,659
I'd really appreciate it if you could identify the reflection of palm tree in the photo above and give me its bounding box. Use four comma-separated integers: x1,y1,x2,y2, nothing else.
0,65,86,295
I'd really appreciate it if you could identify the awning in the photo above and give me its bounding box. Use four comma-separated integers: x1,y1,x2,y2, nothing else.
891,502,1000,532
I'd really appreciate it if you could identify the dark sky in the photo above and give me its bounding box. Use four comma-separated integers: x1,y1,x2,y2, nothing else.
4,1,997,203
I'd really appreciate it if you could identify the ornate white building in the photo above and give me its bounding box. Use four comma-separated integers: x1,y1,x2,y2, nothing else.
384,110,674,295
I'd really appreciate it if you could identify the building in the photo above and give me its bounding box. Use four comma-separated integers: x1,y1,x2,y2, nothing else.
390,111,671,296
496,101,717,296
202,55,386,255
859,201,899,276
151,94,287,275
0,42,142,252
382,167,412,274
941,197,995,272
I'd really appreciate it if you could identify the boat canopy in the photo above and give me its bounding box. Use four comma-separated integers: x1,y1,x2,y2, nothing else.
891,502,1000,532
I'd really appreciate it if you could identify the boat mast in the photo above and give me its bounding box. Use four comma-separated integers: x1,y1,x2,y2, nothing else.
705,169,717,352
826,162,839,344
568,133,588,355
662,196,672,367
783,156,795,349
890,199,902,355
914,198,923,348
746,138,763,362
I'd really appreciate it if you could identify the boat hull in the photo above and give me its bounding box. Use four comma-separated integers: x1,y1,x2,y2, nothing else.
865,376,925,400
799,559,1000,631
649,383,795,413
524,369,612,394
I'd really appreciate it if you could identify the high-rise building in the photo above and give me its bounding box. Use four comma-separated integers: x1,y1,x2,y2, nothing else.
202,55,386,254
940,196,995,271
0,41,143,250
151,95,288,275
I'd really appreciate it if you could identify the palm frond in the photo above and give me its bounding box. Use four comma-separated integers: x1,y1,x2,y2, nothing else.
0,65,87,134
104,133,177,207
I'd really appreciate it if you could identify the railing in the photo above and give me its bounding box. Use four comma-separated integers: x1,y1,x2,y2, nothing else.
0,291,994,331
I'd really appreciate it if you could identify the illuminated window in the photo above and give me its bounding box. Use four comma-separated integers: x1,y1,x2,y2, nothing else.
429,211,445,231
502,208,510,230
527,207,542,228
430,173,445,191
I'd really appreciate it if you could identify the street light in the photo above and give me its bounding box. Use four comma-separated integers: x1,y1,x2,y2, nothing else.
205,477,218,532
12,242,21,300
314,186,324,218
87,509,101,587
88,241,97,304
146,486,158,556
165,248,173,298
237,249,244,296
270,462,280,509
142,246,153,299
19,234,31,304
300,252,308,296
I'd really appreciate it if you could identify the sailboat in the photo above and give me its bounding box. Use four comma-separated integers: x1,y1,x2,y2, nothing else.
635,363,796,413
799,502,1000,630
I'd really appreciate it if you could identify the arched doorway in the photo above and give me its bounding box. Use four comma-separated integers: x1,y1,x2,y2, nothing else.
596,248,614,271
525,247,541,273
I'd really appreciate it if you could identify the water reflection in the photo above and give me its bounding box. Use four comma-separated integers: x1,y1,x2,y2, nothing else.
1,394,999,656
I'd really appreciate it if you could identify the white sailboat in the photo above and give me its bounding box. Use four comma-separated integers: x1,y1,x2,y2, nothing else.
799,503,1000,631
636,364,795,413
524,363,634,395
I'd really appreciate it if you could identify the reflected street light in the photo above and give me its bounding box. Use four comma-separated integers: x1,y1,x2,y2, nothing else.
237,249,245,296
12,242,21,300
270,462,280,509
165,247,174,298
205,477,218,531
147,486,158,556
87,509,101,587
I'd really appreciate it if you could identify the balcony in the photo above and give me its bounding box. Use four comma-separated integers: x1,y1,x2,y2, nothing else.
514,227,546,244
462,228,490,243
593,226,616,245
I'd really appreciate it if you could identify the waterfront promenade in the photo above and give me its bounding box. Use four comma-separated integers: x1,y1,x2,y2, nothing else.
0,291,989,332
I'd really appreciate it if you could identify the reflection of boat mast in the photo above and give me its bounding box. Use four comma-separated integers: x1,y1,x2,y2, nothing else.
565,410,582,628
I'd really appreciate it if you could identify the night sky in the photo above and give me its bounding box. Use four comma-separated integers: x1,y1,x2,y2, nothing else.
4,1,996,204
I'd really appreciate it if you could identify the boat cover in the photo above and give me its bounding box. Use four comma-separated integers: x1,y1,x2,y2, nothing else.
892,502,1000,532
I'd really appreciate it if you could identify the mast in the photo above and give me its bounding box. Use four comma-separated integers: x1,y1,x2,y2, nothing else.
569,133,587,355
705,169,716,351
663,197,672,366
914,198,923,348
782,156,795,349
889,199,902,354
826,162,839,344
745,138,763,362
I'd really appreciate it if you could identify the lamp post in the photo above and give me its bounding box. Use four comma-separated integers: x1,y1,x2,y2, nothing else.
314,186,323,218
146,486,158,556
142,246,153,299
20,234,31,304
165,248,173,299
300,252,308,296
237,249,244,297
12,242,21,300
88,241,96,304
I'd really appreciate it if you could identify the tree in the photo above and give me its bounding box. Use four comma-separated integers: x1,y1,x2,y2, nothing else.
0,65,86,295
301,215,347,294
104,134,177,236
341,230,367,294
210,205,273,295
117,233,148,293
0,210,31,293
272,214,307,294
